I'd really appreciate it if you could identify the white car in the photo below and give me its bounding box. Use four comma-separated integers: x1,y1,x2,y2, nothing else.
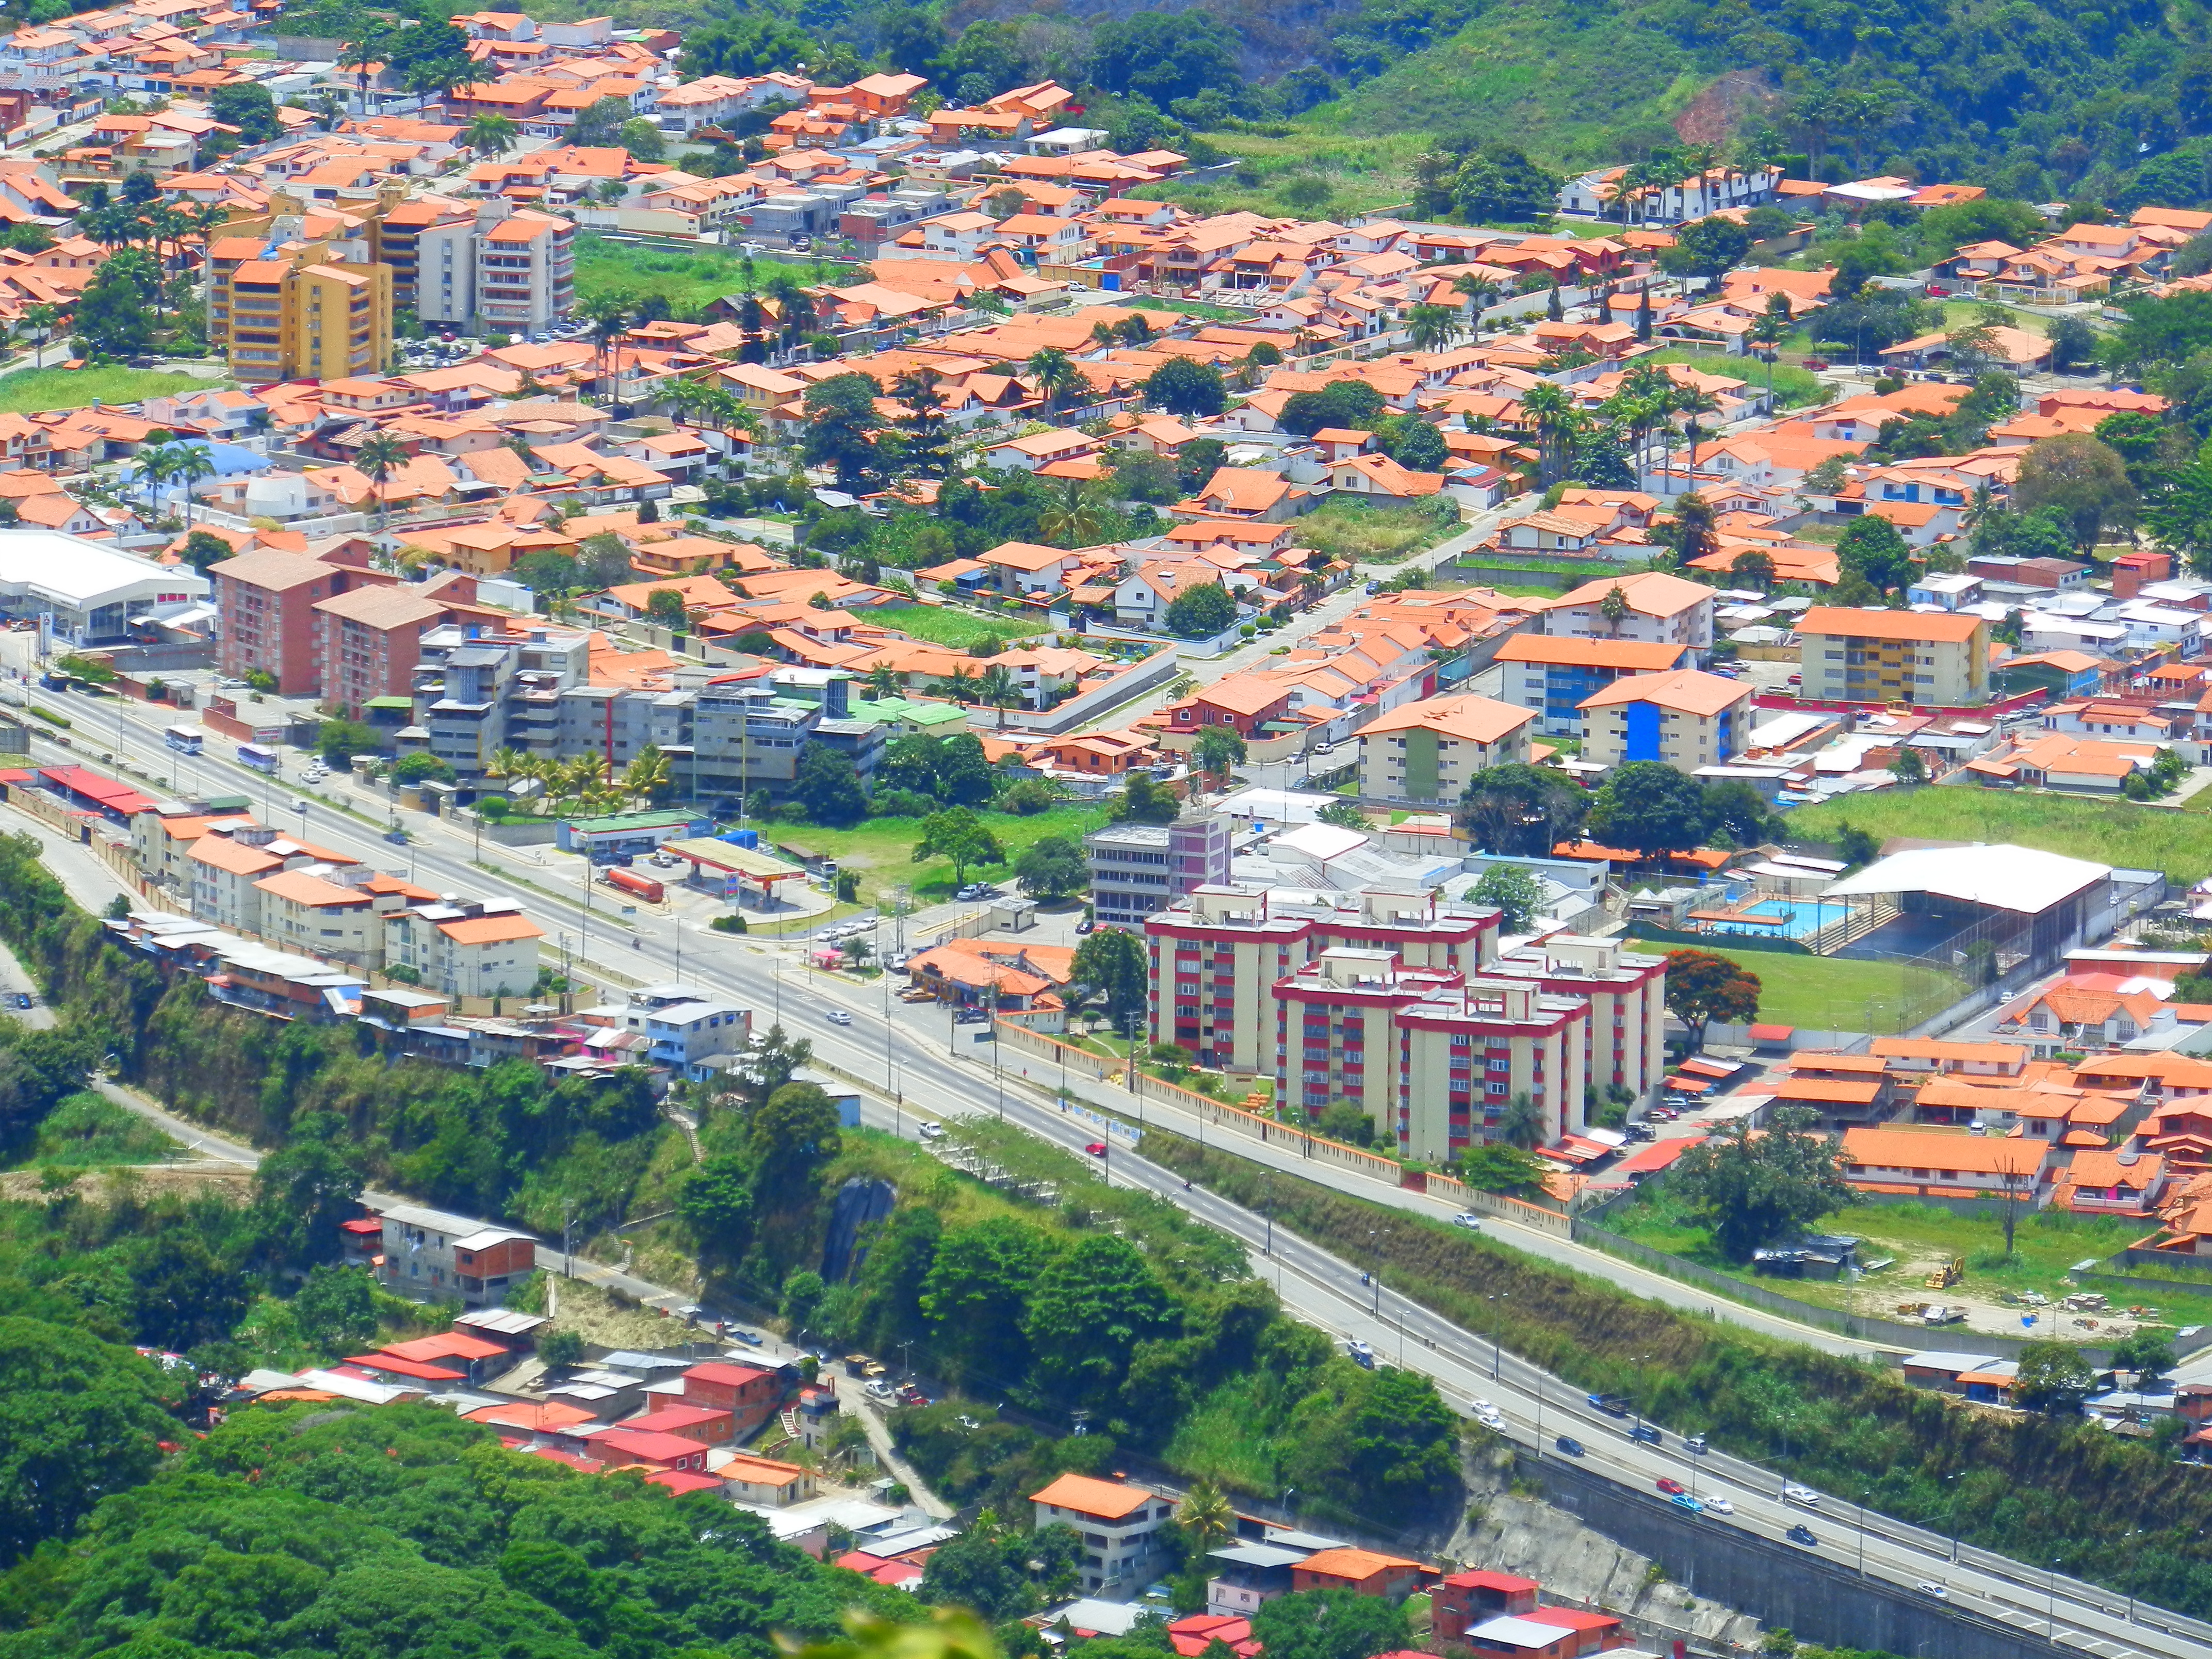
1915,1582,1947,1599
1473,1398,1496,1415
1783,1484,1821,1506
917,1121,946,1141
1704,1495,1733,1515
825,1009,853,1026
1451,1211,1482,1230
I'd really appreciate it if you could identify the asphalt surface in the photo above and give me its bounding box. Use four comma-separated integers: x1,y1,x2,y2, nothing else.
14,692,2210,1656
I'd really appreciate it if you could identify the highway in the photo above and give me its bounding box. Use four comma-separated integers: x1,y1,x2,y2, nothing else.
11,684,2207,1657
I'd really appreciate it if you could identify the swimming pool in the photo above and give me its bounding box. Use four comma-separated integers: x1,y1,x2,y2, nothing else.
1711,898,1849,940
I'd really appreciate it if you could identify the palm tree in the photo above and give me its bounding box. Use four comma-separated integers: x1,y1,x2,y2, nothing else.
932,665,981,704
1036,478,1108,547
976,662,1020,729
580,294,633,387
339,25,391,116
353,430,410,531
1403,301,1460,353
463,112,520,160
172,443,214,527
1518,382,1574,490
1026,346,1081,411
132,441,184,519
1178,1480,1235,1556
1747,298,1792,413
1451,272,1500,336
1672,383,1722,489
621,742,672,806
862,662,902,702
20,302,58,364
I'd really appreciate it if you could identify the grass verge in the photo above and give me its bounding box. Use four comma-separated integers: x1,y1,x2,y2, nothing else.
1785,789,2212,885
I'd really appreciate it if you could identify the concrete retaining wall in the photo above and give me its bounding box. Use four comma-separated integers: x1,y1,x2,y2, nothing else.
1519,1456,2067,1659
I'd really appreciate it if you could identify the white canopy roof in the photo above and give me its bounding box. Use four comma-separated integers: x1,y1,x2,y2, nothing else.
1822,843,2109,914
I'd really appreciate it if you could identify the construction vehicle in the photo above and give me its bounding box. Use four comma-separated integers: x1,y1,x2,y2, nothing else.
1925,1257,1963,1290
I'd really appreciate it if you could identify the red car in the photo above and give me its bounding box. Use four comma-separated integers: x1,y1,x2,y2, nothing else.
1085,1142,1108,1157
1656,1477,1687,1496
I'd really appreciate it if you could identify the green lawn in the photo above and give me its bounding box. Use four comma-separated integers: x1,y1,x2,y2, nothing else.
1638,347,1829,409
573,235,862,314
1296,498,1461,565
869,605,1052,653
0,365,213,415
1608,1186,2212,1329
771,803,1108,904
1661,940,1963,1034
1786,790,2212,885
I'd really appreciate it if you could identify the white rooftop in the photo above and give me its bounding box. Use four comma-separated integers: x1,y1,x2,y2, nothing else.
1823,842,2110,913
0,529,210,612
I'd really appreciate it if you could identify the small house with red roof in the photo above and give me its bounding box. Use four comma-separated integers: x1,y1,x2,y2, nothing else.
1434,1571,1541,1639
679,1359,783,1437
1289,1546,1437,1599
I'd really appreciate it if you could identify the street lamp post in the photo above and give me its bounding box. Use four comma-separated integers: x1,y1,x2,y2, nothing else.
1486,1292,1507,1379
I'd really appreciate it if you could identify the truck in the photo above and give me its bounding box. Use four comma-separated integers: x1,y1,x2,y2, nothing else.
603,867,664,903
1587,1393,1631,1417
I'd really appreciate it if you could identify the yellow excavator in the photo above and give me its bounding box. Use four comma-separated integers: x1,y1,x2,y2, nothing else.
1925,1257,1963,1290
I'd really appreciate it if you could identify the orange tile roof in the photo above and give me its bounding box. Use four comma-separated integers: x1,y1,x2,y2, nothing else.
1029,1473,1153,1520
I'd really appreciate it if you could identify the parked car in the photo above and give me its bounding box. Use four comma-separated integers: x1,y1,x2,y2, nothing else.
726,1329,762,1346
1783,1484,1821,1506
1555,1436,1585,1457
865,1379,895,1399
1656,1477,1687,1496
1074,917,1095,934
12,992,30,1010
1451,1211,1482,1230
1786,1525,1819,1548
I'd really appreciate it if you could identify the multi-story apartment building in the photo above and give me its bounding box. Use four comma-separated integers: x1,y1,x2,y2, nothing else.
313,585,454,718
1576,667,1752,773
1145,887,1666,1150
1030,1475,1177,1596
1796,607,1989,706
208,215,393,383
1356,694,1535,806
385,898,543,997
475,208,574,335
1267,946,1592,1159
187,823,360,937
1086,814,1231,929
253,863,389,966
1486,934,1668,1110
1145,883,1499,1071
1541,570,1714,660
612,985,753,1080
375,194,481,317
212,549,359,694
1493,635,1691,738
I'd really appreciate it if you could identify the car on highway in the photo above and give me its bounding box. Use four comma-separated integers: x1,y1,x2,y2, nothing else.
1783,1484,1821,1506
1629,1423,1661,1445
1686,1434,1708,1454
1554,1436,1585,1456
1669,1493,1704,1515
1786,1525,1818,1548
1915,1582,1947,1599
1345,1340,1375,1369
1085,1141,1108,1157
1655,1477,1687,1496
917,1121,945,1141
1451,1211,1482,1229
1704,1495,1733,1515
384,828,409,844
1587,1393,1630,1416
825,1009,852,1025
1473,1398,1496,1416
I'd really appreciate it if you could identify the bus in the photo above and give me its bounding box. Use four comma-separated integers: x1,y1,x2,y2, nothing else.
237,742,279,774
165,725,203,756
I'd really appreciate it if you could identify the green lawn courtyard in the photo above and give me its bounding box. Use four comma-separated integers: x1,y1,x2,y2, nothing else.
1638,938,1962,1035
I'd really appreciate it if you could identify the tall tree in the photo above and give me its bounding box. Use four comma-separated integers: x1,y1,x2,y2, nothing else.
1670,1106,1843,1260
1660,948,1762,1051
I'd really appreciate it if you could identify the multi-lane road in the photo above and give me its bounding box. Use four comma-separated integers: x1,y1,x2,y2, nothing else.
10,683,2208,1657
